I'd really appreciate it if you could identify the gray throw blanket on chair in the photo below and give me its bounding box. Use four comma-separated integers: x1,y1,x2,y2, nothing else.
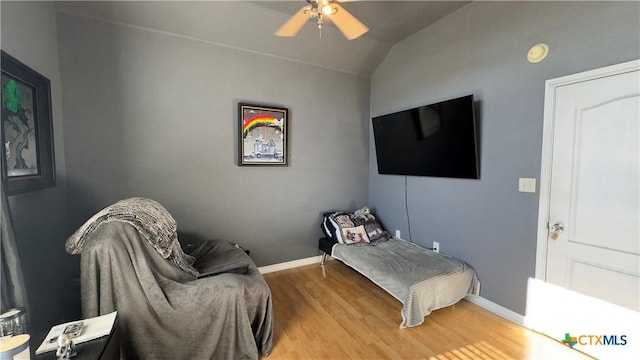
65,197,198,277
65,199,274,359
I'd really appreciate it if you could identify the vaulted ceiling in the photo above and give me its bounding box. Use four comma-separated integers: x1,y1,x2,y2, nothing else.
55,1,470,76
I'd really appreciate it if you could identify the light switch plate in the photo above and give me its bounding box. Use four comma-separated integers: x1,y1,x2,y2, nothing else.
519,178,536,193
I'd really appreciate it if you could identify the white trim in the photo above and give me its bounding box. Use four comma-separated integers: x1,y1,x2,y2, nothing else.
465,295,526,327
258,255,330,274
535,59,640,281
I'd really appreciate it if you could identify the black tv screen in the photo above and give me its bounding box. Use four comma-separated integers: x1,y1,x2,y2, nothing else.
372,95,479,179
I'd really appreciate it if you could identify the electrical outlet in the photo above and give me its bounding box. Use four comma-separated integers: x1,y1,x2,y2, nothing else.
432,241,440,253
395,230,401,239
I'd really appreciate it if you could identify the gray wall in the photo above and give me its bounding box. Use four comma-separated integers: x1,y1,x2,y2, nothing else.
56,12,370,266
369,1,640,315
1,1,80,341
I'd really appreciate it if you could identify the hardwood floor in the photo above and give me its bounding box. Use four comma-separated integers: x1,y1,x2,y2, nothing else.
262,260,593,360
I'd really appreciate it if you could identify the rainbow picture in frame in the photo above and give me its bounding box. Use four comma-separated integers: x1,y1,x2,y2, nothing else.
238,103,288,166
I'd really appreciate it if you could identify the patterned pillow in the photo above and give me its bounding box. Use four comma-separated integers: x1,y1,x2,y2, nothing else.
329,212,354,244
322,210,391,245
341,225,370,245
350,215,389,243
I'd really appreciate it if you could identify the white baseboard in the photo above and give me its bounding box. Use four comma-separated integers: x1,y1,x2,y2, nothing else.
258,255,329,274
465,295,526,327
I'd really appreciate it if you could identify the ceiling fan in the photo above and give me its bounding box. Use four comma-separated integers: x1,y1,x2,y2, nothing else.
275,0,369,40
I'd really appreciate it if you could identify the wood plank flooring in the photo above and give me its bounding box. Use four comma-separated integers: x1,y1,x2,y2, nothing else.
262,260,593,360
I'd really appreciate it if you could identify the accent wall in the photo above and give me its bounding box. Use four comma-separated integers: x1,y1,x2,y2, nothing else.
56,12,371,267
369,1,640,315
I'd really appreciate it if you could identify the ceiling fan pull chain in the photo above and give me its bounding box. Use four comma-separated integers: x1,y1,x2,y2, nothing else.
317,13,324,39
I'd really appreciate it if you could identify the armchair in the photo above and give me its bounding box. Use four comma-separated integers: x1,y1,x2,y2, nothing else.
65,198,273,360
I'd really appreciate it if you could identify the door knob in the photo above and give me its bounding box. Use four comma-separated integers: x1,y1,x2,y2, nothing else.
550,223,564,234
549,222,564,240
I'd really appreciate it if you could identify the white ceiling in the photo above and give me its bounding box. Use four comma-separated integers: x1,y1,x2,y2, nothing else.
54,1,470,76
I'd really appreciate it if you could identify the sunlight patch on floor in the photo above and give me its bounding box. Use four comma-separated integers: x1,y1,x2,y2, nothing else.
525,277,639,359
428,338,593,360
429,341,516,360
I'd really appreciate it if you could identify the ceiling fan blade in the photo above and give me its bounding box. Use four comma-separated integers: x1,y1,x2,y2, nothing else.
275,6,310,37
329,3,369,40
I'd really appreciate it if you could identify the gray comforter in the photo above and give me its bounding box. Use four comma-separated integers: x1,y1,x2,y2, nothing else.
76,221,273,359
332,238,480,328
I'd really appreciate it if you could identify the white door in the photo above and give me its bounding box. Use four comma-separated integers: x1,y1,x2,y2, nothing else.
547,66,639,310
531,60,640,360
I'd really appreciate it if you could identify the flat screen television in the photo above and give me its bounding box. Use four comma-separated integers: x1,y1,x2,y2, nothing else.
372,94,479,179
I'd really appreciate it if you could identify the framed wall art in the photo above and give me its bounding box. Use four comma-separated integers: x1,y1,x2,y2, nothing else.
238,102,288,166
1,51,55,195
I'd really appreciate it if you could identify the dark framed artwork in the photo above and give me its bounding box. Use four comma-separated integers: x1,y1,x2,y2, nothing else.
238,102,288,166
1,51,55,195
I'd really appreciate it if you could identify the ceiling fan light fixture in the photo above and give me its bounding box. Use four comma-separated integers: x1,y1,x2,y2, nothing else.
275,0,368,40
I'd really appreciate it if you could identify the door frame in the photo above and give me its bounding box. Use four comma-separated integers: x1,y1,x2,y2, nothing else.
535,59,640,281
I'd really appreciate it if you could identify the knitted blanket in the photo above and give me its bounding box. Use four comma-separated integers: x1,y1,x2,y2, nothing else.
65,197,197,277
